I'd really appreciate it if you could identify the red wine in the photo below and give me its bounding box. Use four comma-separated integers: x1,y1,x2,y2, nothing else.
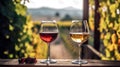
39,32,58,43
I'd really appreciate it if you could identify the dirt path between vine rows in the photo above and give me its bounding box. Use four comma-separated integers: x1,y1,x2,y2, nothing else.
50,39,72,59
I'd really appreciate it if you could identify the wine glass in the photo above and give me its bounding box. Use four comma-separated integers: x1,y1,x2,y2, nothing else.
39,20,58,64
69,20,90,64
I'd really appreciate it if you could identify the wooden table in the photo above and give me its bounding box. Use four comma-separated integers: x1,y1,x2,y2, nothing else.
0,59,120,67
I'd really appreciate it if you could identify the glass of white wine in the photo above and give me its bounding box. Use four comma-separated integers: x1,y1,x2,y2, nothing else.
69,20,90,64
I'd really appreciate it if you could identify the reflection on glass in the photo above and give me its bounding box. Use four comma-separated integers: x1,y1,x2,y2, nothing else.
69,20,90,64
39,20,58,64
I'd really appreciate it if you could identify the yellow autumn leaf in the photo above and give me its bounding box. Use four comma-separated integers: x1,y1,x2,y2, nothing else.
26,45,34,52
28,53,35,58
108,23,113,28
100,18,107,32
113,43,118,50
33,35,38,44
104,32,111,39
9,24,14,31
107,0,110,6
27,29,32,36
6,35,10,39
113,21,119,30
15,45,20,51
111,57,115,60
89,18,94,31
19,43,24,48
118,0,120,3
111,33,117,43
26,21,33,29
105,49,111,58
107,44,114,51
100,33,104,39
105,16,109,25
9,54,13,58
21,49,25,53
115,50,120,60
111,12,116,18
101,56,110,60
103,39,109,47
24,53,28,58
109,4,116,13
19,32,23,36
17,38,21,42
4,51,9,55
101,11,106,17
117,29,120,38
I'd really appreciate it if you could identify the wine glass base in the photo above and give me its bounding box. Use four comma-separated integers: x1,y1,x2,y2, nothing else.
72,60,88,64
40,59,57,64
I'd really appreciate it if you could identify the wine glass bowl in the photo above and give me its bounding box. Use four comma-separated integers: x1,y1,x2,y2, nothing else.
69,20,90,64
39,20,58,64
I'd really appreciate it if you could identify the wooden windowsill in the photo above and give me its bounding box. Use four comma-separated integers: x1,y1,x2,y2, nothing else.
0,59,120,66
0,45,119,67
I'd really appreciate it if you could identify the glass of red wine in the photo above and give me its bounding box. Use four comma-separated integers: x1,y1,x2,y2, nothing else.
39,20,58,64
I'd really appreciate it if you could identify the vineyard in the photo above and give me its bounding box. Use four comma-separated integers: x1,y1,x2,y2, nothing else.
32,21,80,59
1,0,120,61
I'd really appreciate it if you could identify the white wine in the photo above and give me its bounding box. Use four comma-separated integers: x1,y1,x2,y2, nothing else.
70,20,90,64
70,32,89,43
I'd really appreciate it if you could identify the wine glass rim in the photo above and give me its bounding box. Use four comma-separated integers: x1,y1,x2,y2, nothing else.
72,20,87,22
41,20,56,23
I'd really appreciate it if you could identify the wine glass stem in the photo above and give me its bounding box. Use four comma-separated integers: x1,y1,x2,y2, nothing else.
78,44,82,61
47,43,50,61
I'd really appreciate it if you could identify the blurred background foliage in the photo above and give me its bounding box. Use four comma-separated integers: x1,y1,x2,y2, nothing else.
89,0,120,60
0,0,47,59
99,0,120,60
0,0,120,61
0,0,27,58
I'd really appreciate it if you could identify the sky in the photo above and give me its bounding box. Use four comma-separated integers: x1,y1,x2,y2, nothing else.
25,0,83,10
